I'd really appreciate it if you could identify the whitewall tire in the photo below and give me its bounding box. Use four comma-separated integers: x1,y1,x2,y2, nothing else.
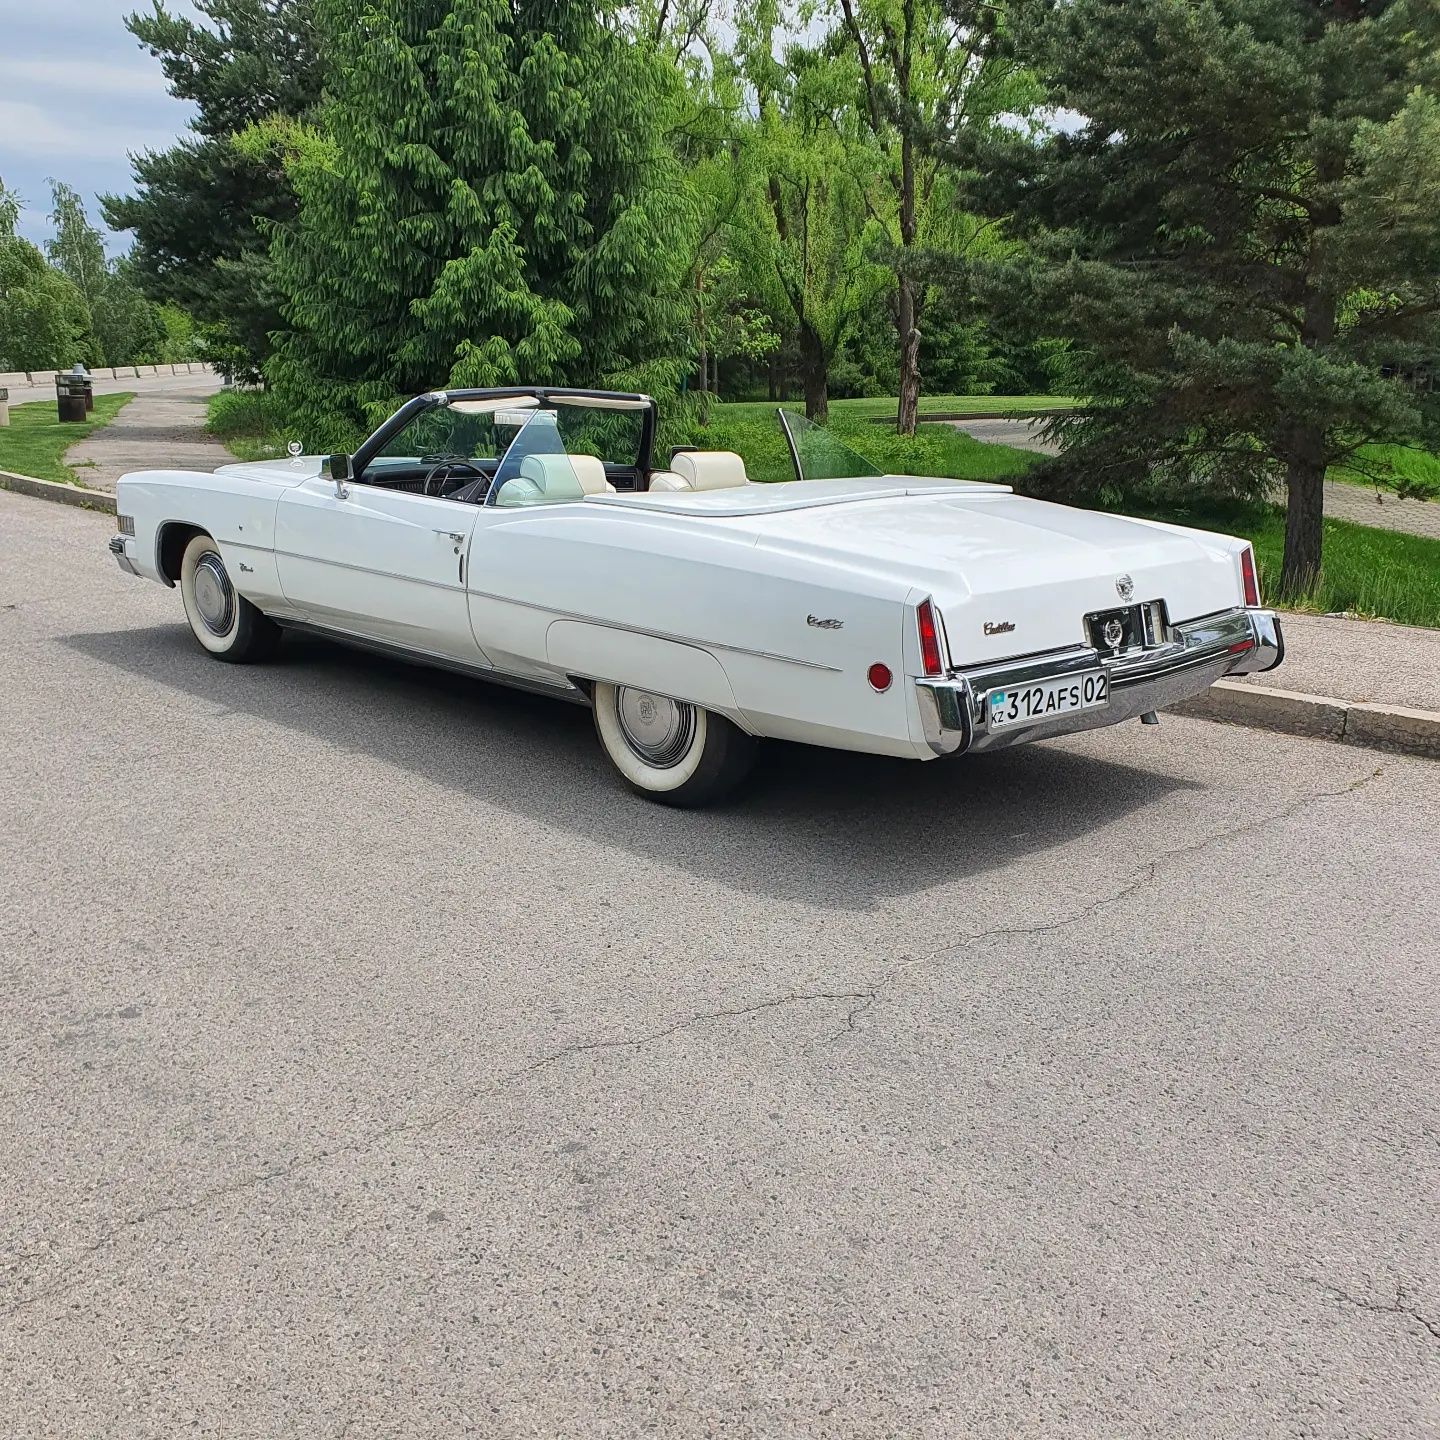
592,682,757,806
178,532,279,663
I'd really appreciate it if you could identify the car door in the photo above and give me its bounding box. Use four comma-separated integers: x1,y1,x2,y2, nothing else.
275,474,492,665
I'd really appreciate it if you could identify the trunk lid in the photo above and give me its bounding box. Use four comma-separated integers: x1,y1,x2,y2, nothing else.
724,480,1245,664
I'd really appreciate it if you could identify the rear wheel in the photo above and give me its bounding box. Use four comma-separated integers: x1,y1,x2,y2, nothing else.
592,682,757,806
178,532,280,663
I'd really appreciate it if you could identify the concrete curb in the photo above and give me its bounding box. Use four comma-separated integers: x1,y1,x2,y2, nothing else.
0,469,116,514
1170,679,1440,760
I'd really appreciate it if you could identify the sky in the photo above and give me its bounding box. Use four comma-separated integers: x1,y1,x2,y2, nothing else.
0,0,199,252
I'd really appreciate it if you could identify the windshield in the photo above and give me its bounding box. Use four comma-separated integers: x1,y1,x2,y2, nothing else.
371,394,649,505
778,411,884,481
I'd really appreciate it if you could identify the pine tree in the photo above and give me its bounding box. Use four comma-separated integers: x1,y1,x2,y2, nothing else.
265,0,692,438
102,0,323,377
986,0,1440,594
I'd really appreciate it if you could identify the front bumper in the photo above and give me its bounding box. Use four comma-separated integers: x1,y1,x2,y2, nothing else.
108,534,140,577
917,606,1284,756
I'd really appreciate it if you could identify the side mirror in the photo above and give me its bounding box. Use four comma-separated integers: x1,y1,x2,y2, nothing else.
329,452,351,498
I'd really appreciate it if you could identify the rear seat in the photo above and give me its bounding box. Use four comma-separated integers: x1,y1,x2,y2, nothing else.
648,451,749,492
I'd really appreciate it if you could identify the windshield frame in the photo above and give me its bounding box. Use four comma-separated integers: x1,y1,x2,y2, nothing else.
349,387,657,483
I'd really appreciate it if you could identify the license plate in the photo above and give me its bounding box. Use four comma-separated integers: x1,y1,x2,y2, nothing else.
986,671,1109,729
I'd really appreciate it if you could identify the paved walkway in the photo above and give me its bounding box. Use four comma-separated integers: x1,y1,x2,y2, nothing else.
950,418,1440,541
63,378,234,491
1228,612,1440,711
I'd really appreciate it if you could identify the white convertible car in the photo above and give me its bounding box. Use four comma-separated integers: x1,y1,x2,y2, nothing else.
110,387,1283,804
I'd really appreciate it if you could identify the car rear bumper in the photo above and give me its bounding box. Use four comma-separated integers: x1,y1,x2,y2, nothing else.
916,606,1284,756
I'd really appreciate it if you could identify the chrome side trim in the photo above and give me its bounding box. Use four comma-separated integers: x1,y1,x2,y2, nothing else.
918,607,1284,756
274,618,589,705
466,588,843,673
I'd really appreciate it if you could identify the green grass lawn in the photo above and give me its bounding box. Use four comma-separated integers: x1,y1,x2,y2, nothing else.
1329,442,1440,500
0,393,134,484
693,409,1043,485
717,393,1077,425
1108,495,1440,629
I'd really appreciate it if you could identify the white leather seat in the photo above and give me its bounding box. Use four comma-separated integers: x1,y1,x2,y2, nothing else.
649,451,748,493
495,453,615,506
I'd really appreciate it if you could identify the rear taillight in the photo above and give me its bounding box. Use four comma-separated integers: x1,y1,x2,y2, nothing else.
1240,546,1260,607
916,599,943,677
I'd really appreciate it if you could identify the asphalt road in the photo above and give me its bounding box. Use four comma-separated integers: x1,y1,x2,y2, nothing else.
2,490,1437,1439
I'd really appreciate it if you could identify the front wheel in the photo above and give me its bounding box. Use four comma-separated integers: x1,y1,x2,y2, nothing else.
179,532,280,663
592,682,758,806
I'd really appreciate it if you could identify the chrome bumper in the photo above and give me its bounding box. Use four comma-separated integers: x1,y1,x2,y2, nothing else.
917,606,1284,756
108,534,140,577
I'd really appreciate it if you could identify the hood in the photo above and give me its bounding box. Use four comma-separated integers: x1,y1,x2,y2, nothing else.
213,455,328,485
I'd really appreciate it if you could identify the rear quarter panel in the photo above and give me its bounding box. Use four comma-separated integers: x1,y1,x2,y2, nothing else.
467,505,931,758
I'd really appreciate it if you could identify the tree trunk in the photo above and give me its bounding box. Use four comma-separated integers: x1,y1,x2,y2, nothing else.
1281,434,1325,596
895,126,920,436
896,274,920,436
767,359,779,401
798,324,828,423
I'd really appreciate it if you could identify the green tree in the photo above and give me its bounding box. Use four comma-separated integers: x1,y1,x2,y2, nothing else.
832,0,1037,432
46,182,180,367
264,0,693,438
735,3,887,422
102,0,322,377
989,0,1440,594
0,181,88,372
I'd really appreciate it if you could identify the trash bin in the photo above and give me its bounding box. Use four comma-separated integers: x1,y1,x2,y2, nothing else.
69,362,94,412
56,372,87,423
0,386,9,428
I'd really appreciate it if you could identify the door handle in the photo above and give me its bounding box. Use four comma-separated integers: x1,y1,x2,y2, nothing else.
435,529,466,545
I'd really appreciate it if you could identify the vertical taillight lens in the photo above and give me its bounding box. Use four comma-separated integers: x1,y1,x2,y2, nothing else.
916,599,943,676
1240,546,1260,607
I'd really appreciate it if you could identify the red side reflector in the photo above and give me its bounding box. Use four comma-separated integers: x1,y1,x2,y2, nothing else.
1228,639,1255,654
1240,547,1260,607
867,662,893,692
916,600,943,677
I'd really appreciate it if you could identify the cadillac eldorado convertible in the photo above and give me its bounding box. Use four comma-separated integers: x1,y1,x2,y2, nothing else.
109,387,1283,804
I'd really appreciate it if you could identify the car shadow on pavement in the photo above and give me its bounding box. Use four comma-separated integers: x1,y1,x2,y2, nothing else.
62,625,1201,908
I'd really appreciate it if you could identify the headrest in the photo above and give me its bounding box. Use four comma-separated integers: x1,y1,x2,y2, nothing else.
671,451,748,491
515,453,614,499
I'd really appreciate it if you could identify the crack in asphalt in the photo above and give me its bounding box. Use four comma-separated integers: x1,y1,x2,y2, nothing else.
1302,1277,1440,1344
0,764,1386,1319
822,763,1387,1043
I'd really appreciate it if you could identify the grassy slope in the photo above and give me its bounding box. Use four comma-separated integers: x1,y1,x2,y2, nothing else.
694,410,1042,485
0,394,134,484
1329,442,1440,500
718,394,1076,425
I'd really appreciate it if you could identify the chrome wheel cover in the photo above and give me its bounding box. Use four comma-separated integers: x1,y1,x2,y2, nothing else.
192,551,235,636
614,687,697,769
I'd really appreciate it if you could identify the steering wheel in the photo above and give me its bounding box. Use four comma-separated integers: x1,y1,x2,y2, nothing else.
423,458,484,496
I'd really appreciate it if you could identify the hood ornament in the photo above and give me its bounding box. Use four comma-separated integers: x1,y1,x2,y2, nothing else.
1115,574,1135,601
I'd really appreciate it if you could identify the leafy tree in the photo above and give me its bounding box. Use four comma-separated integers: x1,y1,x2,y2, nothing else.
46,182,183,367
988,0,1440,594
263,0,693,438
734,3,887,422
0,180,88,371
102,0,322,377
831,0,1037,432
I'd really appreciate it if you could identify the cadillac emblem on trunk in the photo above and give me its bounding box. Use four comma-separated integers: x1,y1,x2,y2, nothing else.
1115,574,1135,601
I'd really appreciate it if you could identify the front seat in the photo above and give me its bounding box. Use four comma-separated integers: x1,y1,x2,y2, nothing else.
495,453,616,506
649,451,748,493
